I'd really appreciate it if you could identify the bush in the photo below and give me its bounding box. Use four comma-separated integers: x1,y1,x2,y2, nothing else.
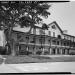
44,51,49,55
19,50,33,55
0,46,7,55
36,50,42,55
69,52,75,55
19,50,27,55
28,51,33,55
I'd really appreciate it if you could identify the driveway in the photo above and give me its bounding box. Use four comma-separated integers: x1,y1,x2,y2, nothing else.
0,62,75,73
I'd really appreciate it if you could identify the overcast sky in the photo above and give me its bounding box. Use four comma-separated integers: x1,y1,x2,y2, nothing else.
43,1,75,36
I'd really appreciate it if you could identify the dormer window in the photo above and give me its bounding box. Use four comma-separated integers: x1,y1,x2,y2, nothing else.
51,25,56,29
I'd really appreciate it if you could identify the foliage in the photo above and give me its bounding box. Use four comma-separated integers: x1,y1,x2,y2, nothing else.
36,50,42,55
69,52,75,55
0,1,51,55
0,1,51,42
44,50,49,55
0,1,51,28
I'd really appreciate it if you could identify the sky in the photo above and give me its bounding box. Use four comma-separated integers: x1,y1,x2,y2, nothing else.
43,1,75,36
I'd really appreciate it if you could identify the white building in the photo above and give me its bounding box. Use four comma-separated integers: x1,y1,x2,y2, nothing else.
4,21,75,55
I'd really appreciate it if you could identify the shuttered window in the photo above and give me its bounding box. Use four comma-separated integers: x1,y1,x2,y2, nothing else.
48,31,51,36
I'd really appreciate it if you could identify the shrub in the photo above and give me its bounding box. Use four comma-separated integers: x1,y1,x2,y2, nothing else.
19,50,33,55
69,52,75,55
44,50,49,55
36,50,42,55
0,46,6,55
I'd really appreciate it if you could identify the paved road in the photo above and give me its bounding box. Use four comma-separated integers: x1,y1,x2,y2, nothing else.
0,62,75,73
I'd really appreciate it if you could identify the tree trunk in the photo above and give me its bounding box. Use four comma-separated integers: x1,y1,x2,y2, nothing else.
8,27,16,56
10,40,16,56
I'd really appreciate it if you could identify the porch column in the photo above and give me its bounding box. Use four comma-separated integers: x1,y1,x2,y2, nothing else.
49,48,52,55
60,49,63,55
33,47,36,55
17,45,19,55
26,46,29,51
56,48,58,55
42,47,44,55
65,49,68,55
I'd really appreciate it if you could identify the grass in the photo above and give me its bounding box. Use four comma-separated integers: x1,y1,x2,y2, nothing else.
0,55,75,64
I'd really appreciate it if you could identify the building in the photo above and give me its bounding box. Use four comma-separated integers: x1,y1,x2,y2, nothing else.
10,21,75,55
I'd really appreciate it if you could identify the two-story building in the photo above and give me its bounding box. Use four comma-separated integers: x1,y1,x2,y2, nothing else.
10,21,75,55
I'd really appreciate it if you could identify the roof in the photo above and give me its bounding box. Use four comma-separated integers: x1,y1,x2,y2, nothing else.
48,21,75,38
63,34,75,38
13,25,42,33
48,21,63,33
34,26,42,29
13,21,75,38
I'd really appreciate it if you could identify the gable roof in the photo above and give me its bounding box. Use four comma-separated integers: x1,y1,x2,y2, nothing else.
48,21,75,38
13,25,42,33
13,21,75,38
34,26,42,29
48,21,63,33
64,34,75,38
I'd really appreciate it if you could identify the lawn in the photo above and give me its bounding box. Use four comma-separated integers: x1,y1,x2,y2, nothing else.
0,55,75,64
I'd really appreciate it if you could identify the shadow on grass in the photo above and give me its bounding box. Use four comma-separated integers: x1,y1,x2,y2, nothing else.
0,55,75,64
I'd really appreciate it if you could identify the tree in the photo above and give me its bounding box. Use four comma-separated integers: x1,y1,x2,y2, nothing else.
0,1,51,55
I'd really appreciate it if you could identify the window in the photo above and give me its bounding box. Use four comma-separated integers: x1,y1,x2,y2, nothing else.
73,38,74,42
48,31,51,36
48,39,51,43
39,38,42,44
26,36,29,39
57,48,60,54
39,47,41,49
64,42,66,46
52,49,56,54
53,32,55,37
40,29,45,35
58,35,61,39
39,37,45,44
30,36,36,43
30,41,35,43
61,42,63,46
19,38,24,42
33,36,35,41
33,28,36,34
70,37,72,41
51,25,56,29
67,42,69,46
17,33,21,39
72,37,74,42
52,40,56,45
74,38,75,42
57,41,59,45
64,36,66,39
74,42,75,47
